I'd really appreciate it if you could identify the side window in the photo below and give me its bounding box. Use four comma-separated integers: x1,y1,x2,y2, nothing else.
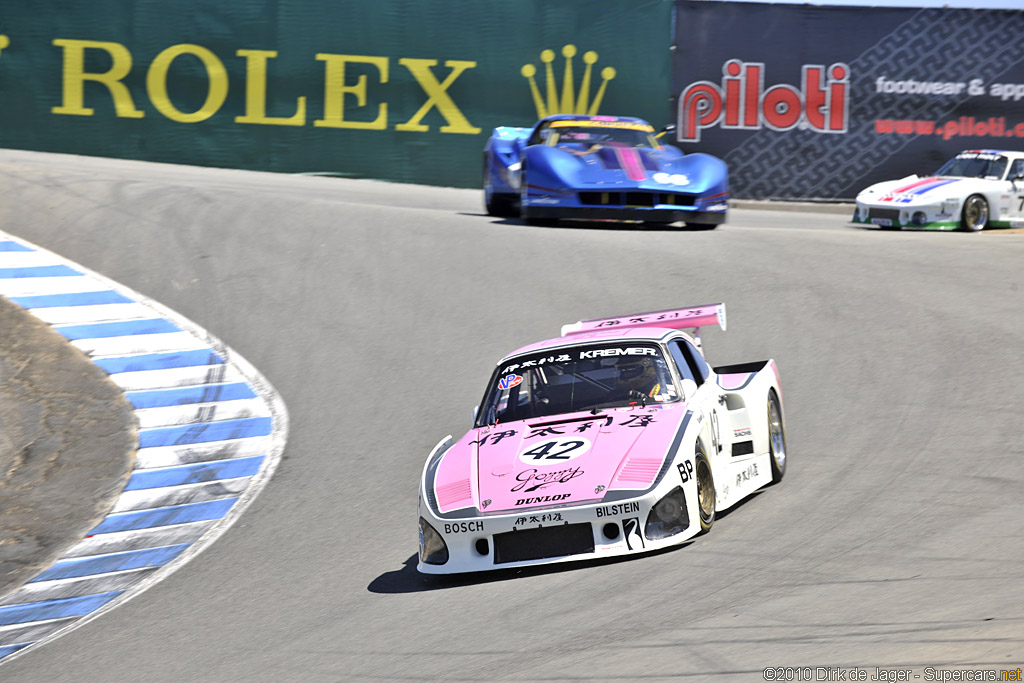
683,340,711,384
1011,159,1024,179
670,340,709,385
668,341,697,384
527,122,550,146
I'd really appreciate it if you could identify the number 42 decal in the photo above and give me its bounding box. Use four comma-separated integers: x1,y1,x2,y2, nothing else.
518,437,592,465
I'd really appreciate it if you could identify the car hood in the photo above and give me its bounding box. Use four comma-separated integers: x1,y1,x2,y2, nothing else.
566,145,680,184
430,404,687,514
857,175,991,204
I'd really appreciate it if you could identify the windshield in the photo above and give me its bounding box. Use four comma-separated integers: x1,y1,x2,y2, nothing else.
477,343,678,426
935,152,1008,180
545,122,657,149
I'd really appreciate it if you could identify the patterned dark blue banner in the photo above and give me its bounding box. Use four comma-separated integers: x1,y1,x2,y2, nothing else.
672,1,1024,199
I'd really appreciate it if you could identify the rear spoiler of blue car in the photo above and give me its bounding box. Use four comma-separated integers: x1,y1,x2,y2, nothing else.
561,303,726,347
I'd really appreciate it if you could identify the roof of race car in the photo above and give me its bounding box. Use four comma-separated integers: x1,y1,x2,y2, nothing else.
538,114,651,126
958,148,1024,157
497,303,727,364
501,326,686,363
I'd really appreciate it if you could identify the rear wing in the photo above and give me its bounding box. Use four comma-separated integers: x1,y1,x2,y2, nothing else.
560,303,727,347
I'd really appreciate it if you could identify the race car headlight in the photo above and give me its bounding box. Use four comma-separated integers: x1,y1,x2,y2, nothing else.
418,518,449,565
911,211,928,226
644,486,689,540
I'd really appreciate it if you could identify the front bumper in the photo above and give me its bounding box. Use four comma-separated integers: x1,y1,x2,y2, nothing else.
416,486,700,574
852,201,959,230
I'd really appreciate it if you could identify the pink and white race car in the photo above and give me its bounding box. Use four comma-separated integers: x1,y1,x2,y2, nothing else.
417,304,787,574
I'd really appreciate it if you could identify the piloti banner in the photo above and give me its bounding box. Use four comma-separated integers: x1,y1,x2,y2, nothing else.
672,1,1024,200
0,1,672,188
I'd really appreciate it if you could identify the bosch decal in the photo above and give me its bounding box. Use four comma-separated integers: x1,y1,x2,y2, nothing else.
444,521,484,534
677,60,850,142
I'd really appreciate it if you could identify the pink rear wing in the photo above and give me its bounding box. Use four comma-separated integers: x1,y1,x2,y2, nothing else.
561,303,727,337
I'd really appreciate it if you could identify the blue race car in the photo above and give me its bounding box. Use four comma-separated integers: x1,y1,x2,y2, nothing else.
483,114,729,229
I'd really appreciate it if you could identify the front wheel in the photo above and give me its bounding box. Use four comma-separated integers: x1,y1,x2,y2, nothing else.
767,389,787,484
695,445,716,532
518,169,556,226
485,192,517,218
484,156,517,218
960,194,989,232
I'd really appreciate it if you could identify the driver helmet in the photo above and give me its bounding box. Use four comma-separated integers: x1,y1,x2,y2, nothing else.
615,357,658,394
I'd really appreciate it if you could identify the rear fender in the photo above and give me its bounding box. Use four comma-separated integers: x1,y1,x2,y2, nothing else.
485,127,529,193
714,359,782,458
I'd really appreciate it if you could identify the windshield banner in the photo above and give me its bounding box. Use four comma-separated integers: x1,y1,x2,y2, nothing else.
672,1,1024,200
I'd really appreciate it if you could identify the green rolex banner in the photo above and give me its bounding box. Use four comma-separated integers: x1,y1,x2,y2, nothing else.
0,1,672,188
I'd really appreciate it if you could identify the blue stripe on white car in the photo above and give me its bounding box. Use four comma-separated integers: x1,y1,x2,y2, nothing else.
0,233,288,664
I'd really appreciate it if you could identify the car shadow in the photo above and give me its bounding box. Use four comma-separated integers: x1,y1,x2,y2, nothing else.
842,222,1008,235
456,212,705,232
712,486,768,521
845,223,935,234
368,481,783,593
367,541,696,594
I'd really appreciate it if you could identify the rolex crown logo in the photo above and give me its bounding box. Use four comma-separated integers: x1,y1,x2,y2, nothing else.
521,45,616,118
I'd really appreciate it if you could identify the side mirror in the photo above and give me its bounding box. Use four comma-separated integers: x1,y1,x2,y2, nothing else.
656,123,676,140
679,379,698,402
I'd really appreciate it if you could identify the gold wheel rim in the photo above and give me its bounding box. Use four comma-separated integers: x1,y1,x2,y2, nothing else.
697,458,714,521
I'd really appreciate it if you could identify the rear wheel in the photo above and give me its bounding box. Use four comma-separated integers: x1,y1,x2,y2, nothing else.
695,445,715,532
960,194,989,232
767,389,787,484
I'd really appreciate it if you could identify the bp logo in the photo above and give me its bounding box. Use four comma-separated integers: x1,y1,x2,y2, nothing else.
521,45,616,118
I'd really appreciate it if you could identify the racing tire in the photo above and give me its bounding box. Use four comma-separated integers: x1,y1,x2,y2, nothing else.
518,168,558,226
485,193,517,218
767,389,787,484
959,194,989,232
695,445,716,533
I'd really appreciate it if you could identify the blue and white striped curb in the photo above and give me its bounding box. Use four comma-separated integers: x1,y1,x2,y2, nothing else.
0,232,288,664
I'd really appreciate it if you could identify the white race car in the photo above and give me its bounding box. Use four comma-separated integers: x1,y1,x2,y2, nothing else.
852,149,1024,231
417,304,787,575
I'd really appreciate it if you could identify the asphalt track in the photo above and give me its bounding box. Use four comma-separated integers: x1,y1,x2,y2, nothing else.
0,149,1022,681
